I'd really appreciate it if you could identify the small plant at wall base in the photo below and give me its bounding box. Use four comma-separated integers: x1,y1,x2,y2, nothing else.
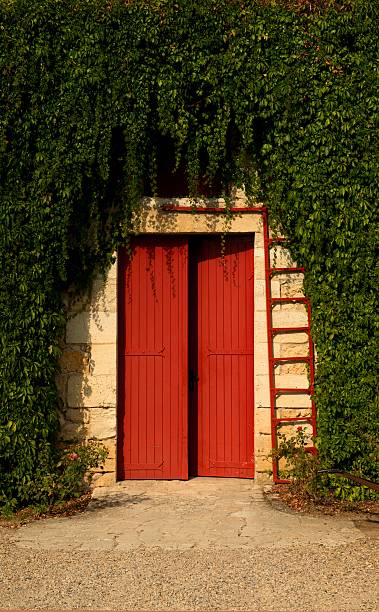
0,0,378,507
272,428,379,503
0,442,108,516
272,427,322,497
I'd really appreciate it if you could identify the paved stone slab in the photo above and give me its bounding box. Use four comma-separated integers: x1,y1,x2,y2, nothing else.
8,478,370,551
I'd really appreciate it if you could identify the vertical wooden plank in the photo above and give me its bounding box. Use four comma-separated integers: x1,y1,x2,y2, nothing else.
173,237,190,479
246,236,255,474
161,243,171,479
215,239,225,468
239,241,247,475
154,245,164,476
188,241,197,475
179,242,189,478
224,240,233,468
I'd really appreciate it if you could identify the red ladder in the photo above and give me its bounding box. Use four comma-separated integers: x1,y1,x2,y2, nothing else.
263,222,317,483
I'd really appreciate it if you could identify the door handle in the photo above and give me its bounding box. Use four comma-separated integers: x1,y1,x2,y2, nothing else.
189,369,199,392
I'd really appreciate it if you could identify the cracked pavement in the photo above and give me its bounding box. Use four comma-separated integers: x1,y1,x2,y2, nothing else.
7,478,373,551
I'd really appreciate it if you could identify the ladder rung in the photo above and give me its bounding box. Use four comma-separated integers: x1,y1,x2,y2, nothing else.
272,326,310,334
305,446,317,454
271,356,310,363
274,388,311,395
273,416,313,424
269,267,305,275
271,297,308,304
268,237,289,245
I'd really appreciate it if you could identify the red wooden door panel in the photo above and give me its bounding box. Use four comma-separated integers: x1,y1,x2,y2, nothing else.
192,236,255,478
118,236,188,480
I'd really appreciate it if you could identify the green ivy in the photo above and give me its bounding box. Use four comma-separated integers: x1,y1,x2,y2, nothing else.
0,0,377,507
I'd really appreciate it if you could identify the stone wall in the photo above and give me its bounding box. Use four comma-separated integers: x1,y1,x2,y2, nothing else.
58,263,118,487
58,198,311,484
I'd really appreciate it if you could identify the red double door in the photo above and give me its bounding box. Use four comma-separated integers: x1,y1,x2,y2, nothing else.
118,235,254,480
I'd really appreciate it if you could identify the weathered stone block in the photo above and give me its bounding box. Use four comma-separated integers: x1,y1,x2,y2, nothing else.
93,453,116,473
254,408,271,436
254,260,266,282
277,362,307,375
280,342,309,357
60,349,89,374
254,279,265,297
253,229,264,248
271,307,308,328
107,258,117,280
270,279,280,298
87,438,116,473
89,343,117,376
276,394,312,408
280,302,307,314
60,420,87,441
254,317,269,340
273,373,309,389
90,275,117,313
255,466,272,481
276,407,312,420
92,471,117,487
137,200,262,235
269,245,294,268
275,333,309,346
255,432,274,455
58,408,66,425
98,437,117,460
56,374,68,405
66,407,90,425
88,406,117,439
67,374,116,408
280,277,304,298
66,311,117,344
276,422,313,440
62,289,92,315
254,342,270,364
254,295,267,313
255,375,270,407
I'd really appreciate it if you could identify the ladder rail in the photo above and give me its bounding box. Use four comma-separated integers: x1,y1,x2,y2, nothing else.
263,212,280,482
269,267,305,275
263,213,317,483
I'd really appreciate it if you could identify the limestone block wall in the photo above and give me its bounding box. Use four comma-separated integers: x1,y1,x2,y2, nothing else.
58,198,311,484
270,245,311,433
58,263,118,487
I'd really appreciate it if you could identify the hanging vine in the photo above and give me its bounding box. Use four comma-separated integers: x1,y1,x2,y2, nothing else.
0,0,377,507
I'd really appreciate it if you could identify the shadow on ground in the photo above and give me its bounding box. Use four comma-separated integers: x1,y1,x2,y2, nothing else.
88,493,149,511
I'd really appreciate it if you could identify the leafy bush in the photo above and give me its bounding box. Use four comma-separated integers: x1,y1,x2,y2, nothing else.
273,428,378,501
273,427,322,495
0,442,108,515
0,0,377,506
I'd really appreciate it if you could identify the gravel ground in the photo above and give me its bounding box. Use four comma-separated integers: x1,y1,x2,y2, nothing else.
0,534,378,611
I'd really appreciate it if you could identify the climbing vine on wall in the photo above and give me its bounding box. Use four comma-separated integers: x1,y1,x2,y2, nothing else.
0,0,377,507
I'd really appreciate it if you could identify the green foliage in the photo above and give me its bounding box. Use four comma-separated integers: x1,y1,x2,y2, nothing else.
0,0,377,506
259,0,379,481
273,428,378,501
273,427,323,497
24,441,108,511
0,441,108,515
